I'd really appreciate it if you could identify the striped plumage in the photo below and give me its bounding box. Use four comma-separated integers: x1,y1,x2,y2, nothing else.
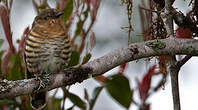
25,31,71,76
24,9,71,110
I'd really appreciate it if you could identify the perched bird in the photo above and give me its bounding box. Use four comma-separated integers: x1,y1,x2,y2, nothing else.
24,9,71,109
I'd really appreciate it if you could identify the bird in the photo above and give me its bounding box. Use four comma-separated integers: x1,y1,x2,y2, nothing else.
24,9,71,110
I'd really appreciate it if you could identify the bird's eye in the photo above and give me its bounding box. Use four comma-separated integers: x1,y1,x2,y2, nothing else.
55,12,64,18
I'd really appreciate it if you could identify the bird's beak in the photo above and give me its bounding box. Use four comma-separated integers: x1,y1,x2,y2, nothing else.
55,12,64,18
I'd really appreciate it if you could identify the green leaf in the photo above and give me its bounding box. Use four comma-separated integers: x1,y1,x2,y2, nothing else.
75,20,84,36
105,74,133,109
0,99,19,109
0,99,17,105
67,51,80,67
82,53,91,64
89,86,103,110
6,53,24,80
83,7,90,19
67,92,86,110
38,4,47,10
0,50,4,73
62,0,73,23
52,98,62,110
74,5,90,37
0,39,3,47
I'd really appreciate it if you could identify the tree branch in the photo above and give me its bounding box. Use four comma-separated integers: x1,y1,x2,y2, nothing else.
0,37,198,98
169,55,181,110
161,0,181,110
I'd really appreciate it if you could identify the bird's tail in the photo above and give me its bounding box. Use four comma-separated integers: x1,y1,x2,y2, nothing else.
30,91,47,110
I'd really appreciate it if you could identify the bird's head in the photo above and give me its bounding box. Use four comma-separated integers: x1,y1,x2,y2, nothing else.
31,9,65,37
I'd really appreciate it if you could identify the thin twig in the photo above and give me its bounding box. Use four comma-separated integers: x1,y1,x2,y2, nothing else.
139,6,160,14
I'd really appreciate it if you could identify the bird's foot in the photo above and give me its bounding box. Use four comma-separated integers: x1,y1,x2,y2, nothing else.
34,73,50,93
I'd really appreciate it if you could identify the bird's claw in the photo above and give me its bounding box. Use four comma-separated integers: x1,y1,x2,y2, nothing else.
34,73,51,93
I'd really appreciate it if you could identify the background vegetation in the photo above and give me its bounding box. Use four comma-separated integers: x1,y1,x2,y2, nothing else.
0,0,198,110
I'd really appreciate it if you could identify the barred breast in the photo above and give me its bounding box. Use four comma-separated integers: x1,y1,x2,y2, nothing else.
24,32,71,78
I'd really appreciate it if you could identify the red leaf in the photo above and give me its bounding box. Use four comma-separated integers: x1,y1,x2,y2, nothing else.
0,5,15,53
60,0,68,10
118,63,127,75
9,0,13,8
86,0,101,20
21,96,28,105
84,88,89,102
139,103,150,110
89,32,96,52
2,104,8,110
18,27,29,57
91,0,100,7
32,0,39,14
1,49,12,75
176,27,192,38
137,65,157,102
85,0,92,5
94,75,106,83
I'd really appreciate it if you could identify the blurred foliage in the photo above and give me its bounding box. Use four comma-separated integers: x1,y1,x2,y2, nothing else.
0,0,100,109
67,92,87,110
1,0,196,110
0,0,165,109
82,53,91,65
61,0,74,23
67,51,80,67
88,86,103,110
105,74,133,109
